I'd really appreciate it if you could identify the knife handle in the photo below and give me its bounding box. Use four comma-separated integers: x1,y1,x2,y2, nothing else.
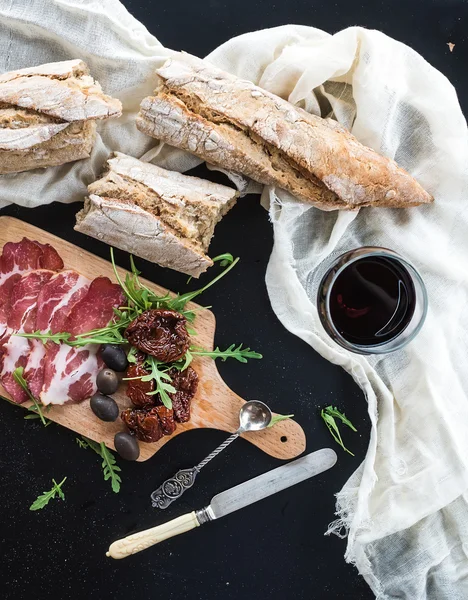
106,511,200,559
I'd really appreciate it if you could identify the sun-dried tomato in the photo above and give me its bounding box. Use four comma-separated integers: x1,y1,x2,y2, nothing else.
155,406,177,436
121,405,176,442
126,364,157,408
121,406,162,442
168,366,198,423
125,309,190,362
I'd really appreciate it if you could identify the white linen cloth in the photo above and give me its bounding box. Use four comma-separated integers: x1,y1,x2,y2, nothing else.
1,2,468,598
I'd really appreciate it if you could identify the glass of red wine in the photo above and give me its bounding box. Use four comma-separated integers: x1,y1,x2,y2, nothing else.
316,247,427,354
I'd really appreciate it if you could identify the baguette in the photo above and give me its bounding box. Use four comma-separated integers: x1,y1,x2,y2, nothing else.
75,152,238,277
137,53,432,210
0,59,122,174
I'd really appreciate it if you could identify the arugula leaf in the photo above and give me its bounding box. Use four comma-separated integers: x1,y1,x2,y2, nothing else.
212,253,235,267
320,406,357,456
17,312,132,347
323,406,357,432
139,357,176,408
30,477,67,511
24,414,53,426
173,349,193,372
167,257,239,313
100,443,122,493
190,344,262,363
127,346,138,364
186,253,235,284
124,354,188,407
12,367,49,426
110,247,145,311
77,437,121,493
268,414,294,428
15,330,71,345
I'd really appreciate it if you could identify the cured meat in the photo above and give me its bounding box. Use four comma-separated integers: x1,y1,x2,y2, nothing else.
7,270,56,332
41,277,124,405
24,271,90,398
0,237,124,407
0,270,55,403
0,238,63,341
0,238,63,276
35,271,90,333
0,273,21,345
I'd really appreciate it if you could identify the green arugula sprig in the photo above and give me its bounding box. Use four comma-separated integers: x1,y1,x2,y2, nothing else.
12,367,50,426
77,437,122,493
17,313,132,347
212,253,235,268
186,253,235,284
190,344,263,363
125,352,176,408
167,256,239,319
320,405,357,456
30,477,67,511
268,414,294,428
0,392,51,425
170,348,194,372
125,356,176,409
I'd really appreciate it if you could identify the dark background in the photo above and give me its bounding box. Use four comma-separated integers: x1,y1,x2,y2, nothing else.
1,1,466,599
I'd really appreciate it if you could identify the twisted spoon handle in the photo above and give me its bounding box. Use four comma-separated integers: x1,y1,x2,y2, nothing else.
196,432,240,470
150,431,241,510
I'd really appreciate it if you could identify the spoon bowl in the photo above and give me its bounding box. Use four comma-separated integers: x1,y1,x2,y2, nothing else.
239,400,272,432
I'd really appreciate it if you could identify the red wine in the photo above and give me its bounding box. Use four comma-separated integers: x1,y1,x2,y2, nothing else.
328,256,416,346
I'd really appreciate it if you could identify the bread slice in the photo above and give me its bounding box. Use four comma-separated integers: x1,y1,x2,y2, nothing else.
75,152,238,277
0,59,122,122
137,53,432,210
0,59,122,174
0,119,96,174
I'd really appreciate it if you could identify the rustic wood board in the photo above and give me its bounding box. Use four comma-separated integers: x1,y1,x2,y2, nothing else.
0,216,306,461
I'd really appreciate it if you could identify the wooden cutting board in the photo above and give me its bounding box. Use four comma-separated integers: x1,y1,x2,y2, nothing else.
0,217,306,461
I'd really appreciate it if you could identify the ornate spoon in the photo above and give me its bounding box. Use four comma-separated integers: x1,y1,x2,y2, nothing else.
150,400,272,509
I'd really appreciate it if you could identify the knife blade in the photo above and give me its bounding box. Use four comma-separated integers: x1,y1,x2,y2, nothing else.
106,448,337,559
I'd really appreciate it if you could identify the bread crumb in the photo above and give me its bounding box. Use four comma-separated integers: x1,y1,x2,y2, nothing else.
447,42,455,52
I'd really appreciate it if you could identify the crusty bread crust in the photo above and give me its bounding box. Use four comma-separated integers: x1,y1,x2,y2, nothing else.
75,152,238,277
0,59,121,122
137,53,432,210
75,194,213,278
0,121,96,174
0,59,121,174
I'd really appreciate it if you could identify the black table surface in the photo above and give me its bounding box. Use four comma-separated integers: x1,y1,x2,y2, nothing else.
1,1,467,599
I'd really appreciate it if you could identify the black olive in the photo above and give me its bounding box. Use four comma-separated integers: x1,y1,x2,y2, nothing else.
90,393,120,422
114,431,140,461
100,344,129,372
96,368,119,395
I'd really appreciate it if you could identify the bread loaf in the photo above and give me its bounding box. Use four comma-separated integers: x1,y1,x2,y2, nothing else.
75,152,238,277
0,59,122,174
137,53,432,210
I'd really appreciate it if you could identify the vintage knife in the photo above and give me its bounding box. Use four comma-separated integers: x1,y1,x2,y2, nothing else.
106,448,337,559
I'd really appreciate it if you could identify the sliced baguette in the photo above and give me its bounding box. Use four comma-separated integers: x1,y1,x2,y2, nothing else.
75,152,238,277
137,53,432,210
0,120,96,174
0,59,121,122
0,59,122,174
